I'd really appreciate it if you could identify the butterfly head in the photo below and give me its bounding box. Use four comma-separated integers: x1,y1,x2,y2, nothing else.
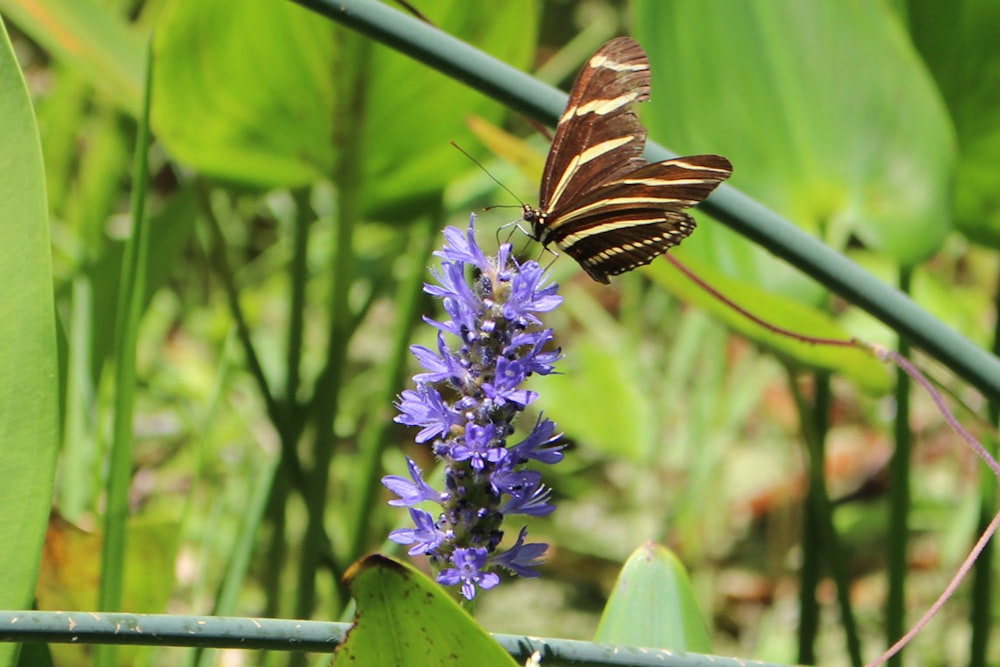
521,204,548,244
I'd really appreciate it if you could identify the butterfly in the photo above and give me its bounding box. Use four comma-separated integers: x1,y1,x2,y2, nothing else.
522,36,732,284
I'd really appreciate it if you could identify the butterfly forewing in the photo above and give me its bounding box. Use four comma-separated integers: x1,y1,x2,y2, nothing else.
540,36,651,213
526,36,732,284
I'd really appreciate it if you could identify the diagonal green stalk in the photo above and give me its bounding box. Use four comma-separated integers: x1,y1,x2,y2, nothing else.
287,0,1000,404
787,368,862,667
95,38,154,667
886,266,913,667
196,185,308,492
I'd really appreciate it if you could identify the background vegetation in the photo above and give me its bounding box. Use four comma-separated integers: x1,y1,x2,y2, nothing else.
1,0,999,666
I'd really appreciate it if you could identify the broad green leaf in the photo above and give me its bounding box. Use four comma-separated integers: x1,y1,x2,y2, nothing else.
0,16,59,667
0,0,144,115
153,0,335,187
153,0,537,206
648,253,892,394
635,0,954,275
332,555,518,667
358,1,536,220
906,0,1000,246
594,543,711,653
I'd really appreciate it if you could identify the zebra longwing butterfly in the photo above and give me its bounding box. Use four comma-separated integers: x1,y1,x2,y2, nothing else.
522,36,732,284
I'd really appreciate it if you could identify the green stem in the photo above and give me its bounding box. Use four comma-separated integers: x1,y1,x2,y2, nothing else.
343,212,439,564
787,368,862,667
886,266,912,667
796,372,829,665
263,473,290,622
196,185,308,491
293,30,371,641
968,272,1000,667
285,189,313,418
95,38,154,667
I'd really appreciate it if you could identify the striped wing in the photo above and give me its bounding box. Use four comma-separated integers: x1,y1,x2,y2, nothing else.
526,36,733,283
539,36,651,214
542,156,733,283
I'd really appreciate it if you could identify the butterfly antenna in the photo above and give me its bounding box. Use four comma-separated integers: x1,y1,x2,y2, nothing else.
394,0,433,24
450,141,527,209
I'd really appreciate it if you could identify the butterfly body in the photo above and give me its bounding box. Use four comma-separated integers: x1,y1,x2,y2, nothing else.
526,36,732,284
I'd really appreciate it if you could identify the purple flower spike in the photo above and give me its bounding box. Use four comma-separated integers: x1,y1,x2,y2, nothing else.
382,214,564,599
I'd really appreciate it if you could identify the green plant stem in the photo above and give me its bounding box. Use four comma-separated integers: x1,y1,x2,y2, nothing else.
285,188,312,419
263,472,290,622
293,31,371,641
288,0,1000,405
196,185,307,492
969,274,1000,667
886,267,912,667
95,38,154,667
787,368,862,667
343,211,439,564
192,452,279,667
797,372,829,665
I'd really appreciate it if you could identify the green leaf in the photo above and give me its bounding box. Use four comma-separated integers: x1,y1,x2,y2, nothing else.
647,254,892,395
906,0,1000,247
0,0,144,115
153,0,537,202
594,543,711,653
635,0,954,272
0,15,59,667
153,0,336,187
358,0,537,220
332,555,518,667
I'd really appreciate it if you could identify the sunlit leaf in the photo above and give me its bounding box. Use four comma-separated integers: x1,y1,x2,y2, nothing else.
907,0,1000,247
648,253,892,394
0,17,60,667
635,0,954,281
594,543,711,653
332,555,518,667
153,0,537,211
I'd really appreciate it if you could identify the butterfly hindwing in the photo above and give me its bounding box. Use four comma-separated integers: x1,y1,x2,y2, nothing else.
525,37,732,284
561,210,696,283
549,156,731,283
